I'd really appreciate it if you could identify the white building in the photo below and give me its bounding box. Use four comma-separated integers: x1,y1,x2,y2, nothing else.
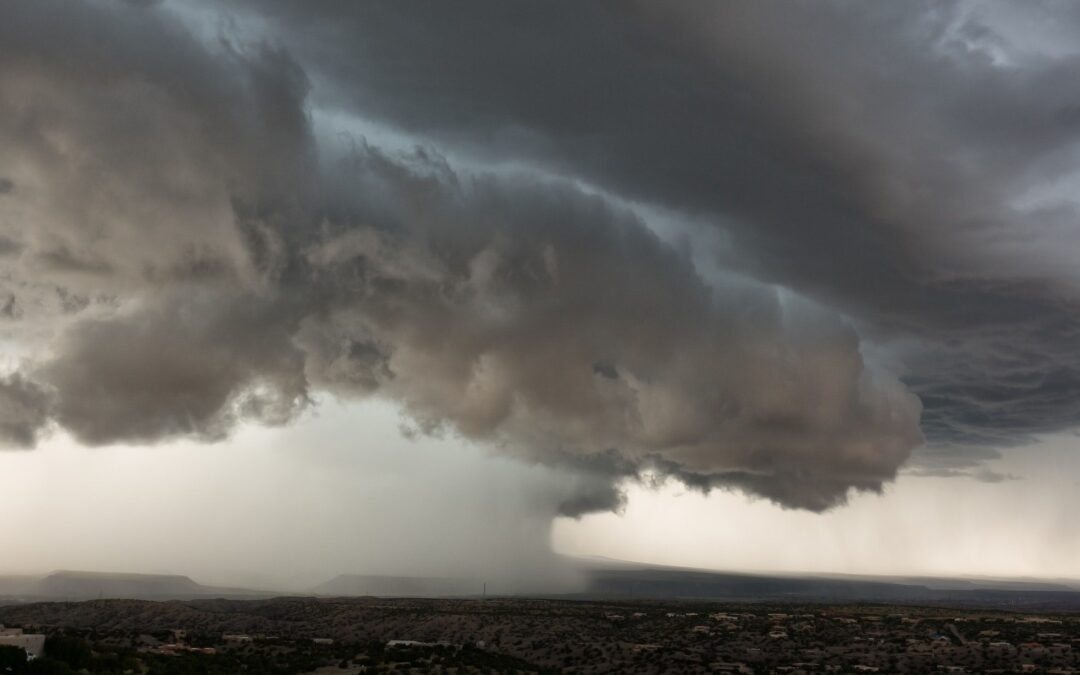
0,626,46,660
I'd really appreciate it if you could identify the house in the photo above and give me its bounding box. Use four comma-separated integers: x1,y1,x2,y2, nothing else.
0,626,46,660
223,634,253,643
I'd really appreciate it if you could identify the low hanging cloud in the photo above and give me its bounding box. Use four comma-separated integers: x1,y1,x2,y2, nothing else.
39,291,309,445
0,0,926,514
220,0,1080,472
295,149,924,511
4,131,925,511
0,374,50,448
43,0,1080,516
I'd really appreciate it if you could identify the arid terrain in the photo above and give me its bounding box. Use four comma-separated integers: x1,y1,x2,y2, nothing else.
2,596,1080,673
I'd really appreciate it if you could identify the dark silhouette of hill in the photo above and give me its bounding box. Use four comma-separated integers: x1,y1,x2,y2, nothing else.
303,558,1080,607
0,570,270,601
566,558,1080,607
3,559,1079,607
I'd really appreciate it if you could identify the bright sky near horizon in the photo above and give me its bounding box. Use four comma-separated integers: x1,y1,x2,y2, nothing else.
2,399,1078,589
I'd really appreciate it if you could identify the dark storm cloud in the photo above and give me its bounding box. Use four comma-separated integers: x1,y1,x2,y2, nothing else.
0,0,925,512
0,0,315,293
39,290,309,445
903,290,1080,449
3,0,1075,514
904,466,1022,483
0,374,50,448
296,147,922,511
221,0,1080,462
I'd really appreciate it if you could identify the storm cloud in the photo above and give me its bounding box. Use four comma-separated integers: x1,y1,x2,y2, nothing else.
216,0,1080,461
2,0,1077,515
0,374,50,447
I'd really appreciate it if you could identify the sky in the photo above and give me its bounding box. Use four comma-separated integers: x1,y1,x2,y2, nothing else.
2,0,1080,589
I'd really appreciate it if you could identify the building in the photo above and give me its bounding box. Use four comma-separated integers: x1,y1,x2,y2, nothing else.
0,626,46,659
223,634,253,643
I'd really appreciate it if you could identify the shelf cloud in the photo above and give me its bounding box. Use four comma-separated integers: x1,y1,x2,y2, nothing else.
3,0,1078,516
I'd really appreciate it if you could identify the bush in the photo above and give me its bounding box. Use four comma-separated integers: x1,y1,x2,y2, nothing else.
25,659,73,675
42,636,91,670
0,645,27,674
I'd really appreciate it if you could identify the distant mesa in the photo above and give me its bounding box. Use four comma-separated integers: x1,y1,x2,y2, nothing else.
0,570,270,601
305,562,1080,608
3,562,1080,607
36,570,201,599
568,558,1080,604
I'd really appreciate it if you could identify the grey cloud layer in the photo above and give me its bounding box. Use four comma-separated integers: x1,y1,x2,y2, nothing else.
0,0,312,291
0,0,931,513
0,375,50,447
232,0,1080,462
297,151,922,511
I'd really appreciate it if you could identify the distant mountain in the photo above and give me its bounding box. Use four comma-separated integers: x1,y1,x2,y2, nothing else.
6,560,1080,609
836,574,1078,593
568,557,1080,608
36,571,204,599
311,574,484,598
0,571,271,602
302,561,1080,610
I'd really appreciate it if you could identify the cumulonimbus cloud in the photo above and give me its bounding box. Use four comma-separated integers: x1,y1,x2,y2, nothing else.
35,0,1080,515
223,0,1080,470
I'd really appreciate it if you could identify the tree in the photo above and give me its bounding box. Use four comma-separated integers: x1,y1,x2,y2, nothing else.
0,645,27,675
25,660,74,675
41,636,90,671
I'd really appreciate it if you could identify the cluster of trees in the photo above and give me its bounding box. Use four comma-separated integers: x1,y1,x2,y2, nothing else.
0,633,550,674
0,634,99,674
2,632,346,675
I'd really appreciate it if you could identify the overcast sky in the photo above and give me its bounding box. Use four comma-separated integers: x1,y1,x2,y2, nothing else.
2,0,1080,588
